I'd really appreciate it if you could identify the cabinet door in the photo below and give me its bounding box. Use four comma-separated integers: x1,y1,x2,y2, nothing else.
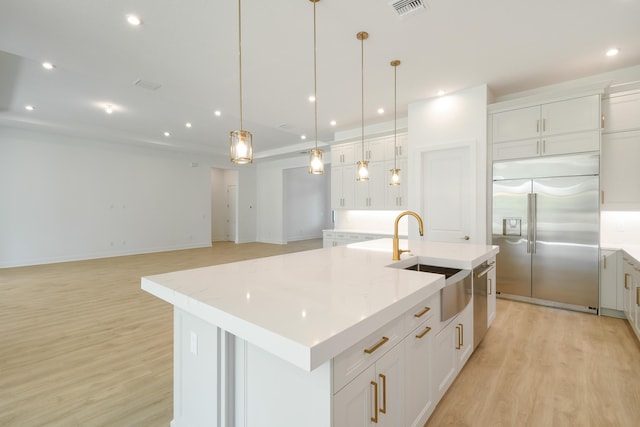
334,365,376,427
333,144,355,165
354,162,385,209
600,250,619,310
542,131,599,156
405,322,434,427
374,344,404,427
456,302,474,367
623,259,634,320
603,91,640,133
366,140,387,162
541,95,600,135
492,106,540,143
601,131,640,210
386,133,408,159
492,139,540,160
433,321,457,402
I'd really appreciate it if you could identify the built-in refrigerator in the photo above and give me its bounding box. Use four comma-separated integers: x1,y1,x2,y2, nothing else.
492,153,600,313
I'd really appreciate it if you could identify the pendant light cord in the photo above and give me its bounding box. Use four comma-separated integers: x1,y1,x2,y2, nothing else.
313,1,318,150
238,0,244,130
394,63,397,170
360,35,365,161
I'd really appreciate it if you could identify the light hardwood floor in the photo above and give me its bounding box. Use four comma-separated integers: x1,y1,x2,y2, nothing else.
2,241,640,426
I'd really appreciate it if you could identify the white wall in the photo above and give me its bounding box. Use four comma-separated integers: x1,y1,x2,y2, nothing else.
284,166,331,241
256,155,331,244
408,84,489,243
0,126,257,267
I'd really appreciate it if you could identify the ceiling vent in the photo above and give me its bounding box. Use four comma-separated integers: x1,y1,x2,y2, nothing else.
389,0,426,17
133,79,162,91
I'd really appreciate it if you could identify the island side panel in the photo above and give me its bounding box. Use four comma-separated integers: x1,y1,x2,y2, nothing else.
235,338,332,427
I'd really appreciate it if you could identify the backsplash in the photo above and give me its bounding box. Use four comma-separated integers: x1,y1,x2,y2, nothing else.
601,211,640,246
333,210,407,235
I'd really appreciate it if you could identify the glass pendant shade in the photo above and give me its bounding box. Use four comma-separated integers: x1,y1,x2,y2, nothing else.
390,168,401,186
356,160,369,181
309,148,324,174
230,130,253,164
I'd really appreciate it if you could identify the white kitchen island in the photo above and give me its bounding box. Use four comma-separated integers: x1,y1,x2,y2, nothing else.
142,239,498,427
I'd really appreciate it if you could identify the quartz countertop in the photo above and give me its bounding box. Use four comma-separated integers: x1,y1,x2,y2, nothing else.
142,238,498,371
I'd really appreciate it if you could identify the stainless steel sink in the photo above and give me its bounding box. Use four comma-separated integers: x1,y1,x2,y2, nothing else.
403,264,463,279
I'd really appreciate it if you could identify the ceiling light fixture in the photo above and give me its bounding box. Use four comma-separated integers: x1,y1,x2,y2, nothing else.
308,95,316,102
105,104,113,114
25,105,35,111
42,62,55,70
356,31,369,182
437,89,446,96
330,120,336,126
127,15,142,26
606,48,620,57
390,60,401,186
301,135,307,140
308,0,324,175
214,110,221,116
164,131,170,137
186,122,192,128
377,107,385,114
229,0,253,164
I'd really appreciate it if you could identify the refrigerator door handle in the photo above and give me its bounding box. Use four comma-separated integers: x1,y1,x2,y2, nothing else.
526,193,532,254
532,193,538,254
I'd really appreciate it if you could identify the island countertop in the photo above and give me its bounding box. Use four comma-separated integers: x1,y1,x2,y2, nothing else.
142,238,498,371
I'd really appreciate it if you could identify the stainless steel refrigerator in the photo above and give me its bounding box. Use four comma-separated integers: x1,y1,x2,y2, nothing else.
492,153,600,313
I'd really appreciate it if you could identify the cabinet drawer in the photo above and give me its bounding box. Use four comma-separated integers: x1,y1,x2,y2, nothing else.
404,292,440,334
333,315,404,393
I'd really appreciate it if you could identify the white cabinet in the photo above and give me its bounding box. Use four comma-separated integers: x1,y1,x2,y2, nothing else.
455,302,474,367
385,133,408,160
602,90,640,133
333,364,376,427
331,165,355,209
600,249,624,315
355,162,386,209
601,130,640,210
491,94,601,161
487,257,497,327
333,144,355,165
622,255,640,342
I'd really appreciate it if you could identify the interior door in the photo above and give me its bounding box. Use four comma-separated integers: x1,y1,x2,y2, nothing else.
226,185,237,242
531,176,599,307
422,146,473,242
492,178,532,297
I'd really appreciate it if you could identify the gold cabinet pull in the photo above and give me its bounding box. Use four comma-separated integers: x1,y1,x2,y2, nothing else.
637,287,640,306
603,254,607,269
456,324,462,349
364,336,389,354
415,325,432,339
379,374,387,414
370,381,379,423
488,278,492,295
625,273,631,290
601,114,605,129
414,306,431,318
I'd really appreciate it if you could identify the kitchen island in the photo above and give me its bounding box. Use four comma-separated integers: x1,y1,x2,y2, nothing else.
142,238,498,427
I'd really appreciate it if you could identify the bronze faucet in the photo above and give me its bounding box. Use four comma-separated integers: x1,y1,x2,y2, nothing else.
393,211,424,260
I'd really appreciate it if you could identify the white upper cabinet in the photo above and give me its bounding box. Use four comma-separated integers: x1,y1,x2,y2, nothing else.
601,130,640,210
332,144,355,165
491,94,601,161
602,90,640,133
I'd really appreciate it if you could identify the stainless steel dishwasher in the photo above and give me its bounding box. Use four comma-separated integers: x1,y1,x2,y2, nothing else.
473,261,495,349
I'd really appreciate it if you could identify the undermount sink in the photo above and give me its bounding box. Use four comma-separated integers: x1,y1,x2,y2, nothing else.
403,264,462,279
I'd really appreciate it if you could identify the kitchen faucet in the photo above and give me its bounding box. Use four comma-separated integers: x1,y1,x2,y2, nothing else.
393,211,424,260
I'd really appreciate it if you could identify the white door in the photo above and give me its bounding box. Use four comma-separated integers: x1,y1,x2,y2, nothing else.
226,185,237,242
422,145,474,242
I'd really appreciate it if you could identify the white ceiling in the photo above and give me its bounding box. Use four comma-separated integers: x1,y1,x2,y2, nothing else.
1,0,639,160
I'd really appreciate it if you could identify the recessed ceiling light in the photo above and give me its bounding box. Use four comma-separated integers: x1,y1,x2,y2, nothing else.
308,95,316,102
105,105,113,114
127,15,142,26
437,90,446,96
25,105,35,111
214,110,221,117
301,135,307,140
185,122,192,128
164,131,170,137
42,62,55,70
377,107,385,114
606,48,620,57
330,120,337,126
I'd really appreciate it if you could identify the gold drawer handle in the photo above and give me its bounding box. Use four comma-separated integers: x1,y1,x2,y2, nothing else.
413,306,431,318
364,336,389,354
625,273,631,290
637,287,640,307
415,325,432,339
370,381,379,423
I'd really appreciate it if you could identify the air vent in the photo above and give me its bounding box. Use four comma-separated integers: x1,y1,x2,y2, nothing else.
133,79,162,91
389,0,426,17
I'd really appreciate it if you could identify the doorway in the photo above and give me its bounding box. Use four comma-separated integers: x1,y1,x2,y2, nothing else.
211,168,238,243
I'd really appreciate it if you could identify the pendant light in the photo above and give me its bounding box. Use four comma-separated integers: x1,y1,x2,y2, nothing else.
229,0,253,164
390,60,401,186
356,31,369,181
308,0,324,174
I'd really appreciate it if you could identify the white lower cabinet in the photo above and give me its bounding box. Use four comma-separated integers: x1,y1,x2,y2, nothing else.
433,301,473,403
623,255,640,342
600,249,624,316
334,342,404,427
404,320,435,427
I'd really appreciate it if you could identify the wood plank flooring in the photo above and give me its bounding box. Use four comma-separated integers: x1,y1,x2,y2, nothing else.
2,240,640,426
